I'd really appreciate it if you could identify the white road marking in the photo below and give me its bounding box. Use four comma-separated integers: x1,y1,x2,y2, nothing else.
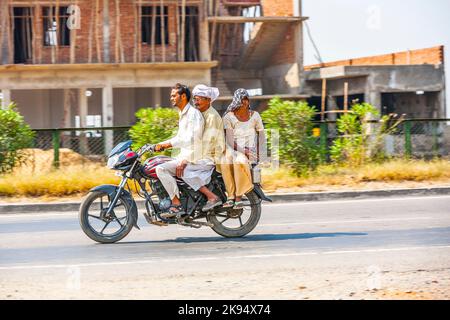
1,245,449,271
263,195,450,207
259,216,434,227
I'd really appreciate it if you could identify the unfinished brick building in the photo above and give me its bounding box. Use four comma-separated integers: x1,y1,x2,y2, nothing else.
303,46,446,120
0,0,306,141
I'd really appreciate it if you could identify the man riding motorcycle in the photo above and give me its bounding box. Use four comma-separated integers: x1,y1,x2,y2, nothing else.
154,83,223,218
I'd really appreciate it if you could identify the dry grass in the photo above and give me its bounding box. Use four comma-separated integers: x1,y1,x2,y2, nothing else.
0,163,120,197
261,159,450,193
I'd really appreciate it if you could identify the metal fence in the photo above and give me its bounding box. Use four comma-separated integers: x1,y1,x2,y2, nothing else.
30,119,450,169
315,119,450,161
32,126,131,168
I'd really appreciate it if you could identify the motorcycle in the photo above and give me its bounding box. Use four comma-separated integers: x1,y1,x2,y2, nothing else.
79,140,272,244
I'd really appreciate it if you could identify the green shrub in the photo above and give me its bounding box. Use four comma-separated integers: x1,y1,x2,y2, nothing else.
261,98,320,176
330,103,403,165
0,103,35,174
129,107,178,156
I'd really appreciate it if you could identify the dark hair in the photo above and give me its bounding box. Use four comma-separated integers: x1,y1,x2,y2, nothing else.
172,83,191,102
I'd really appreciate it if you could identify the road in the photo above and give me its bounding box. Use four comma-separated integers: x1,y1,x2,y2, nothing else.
1,195,450,300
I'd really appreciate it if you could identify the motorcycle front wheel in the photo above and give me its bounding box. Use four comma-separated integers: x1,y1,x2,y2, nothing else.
79,190,134,244
207,189,261,238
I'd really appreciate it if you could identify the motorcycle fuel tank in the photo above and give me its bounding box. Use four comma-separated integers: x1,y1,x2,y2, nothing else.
141,156,173,179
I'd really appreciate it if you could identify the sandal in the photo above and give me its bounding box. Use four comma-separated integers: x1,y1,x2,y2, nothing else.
160,205,186,219
233,201,244,210
222,199,235,208
202,198,223,212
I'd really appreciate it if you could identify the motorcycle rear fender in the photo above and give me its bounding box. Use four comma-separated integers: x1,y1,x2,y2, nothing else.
90,184,140,230
253,184,273,202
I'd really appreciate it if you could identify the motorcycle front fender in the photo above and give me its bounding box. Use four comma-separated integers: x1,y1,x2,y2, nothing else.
90,184,140,230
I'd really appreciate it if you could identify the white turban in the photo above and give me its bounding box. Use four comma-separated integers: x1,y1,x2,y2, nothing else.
192,84,220,102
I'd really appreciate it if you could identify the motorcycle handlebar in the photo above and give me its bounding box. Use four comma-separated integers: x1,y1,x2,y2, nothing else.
138,144,155,156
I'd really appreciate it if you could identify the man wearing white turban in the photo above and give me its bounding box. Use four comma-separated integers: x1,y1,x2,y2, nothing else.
192,84,226,211
154,84,223,219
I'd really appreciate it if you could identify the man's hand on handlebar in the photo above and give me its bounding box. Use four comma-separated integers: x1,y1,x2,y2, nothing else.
155,143,172,152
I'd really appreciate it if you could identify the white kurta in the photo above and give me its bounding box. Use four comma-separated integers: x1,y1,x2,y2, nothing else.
158,104,214,193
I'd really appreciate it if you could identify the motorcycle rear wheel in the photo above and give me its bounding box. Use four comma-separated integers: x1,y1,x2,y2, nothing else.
207,190,261,238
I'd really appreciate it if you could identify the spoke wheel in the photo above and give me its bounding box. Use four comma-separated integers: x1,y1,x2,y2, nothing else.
207,190,261,238
79,190,134,244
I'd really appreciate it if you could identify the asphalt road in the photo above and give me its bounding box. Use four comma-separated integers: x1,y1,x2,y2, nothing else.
1,195,450,300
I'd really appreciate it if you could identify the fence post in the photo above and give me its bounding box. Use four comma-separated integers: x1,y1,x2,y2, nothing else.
404,121,412,158
432,121,439,157
320,122,328,163
52,129,60,168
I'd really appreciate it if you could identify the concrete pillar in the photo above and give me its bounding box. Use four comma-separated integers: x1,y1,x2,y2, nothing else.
102,84,114,154
79,88,89,154
327,96,337,121
199,2,210,62
1,89,11,109
152,87,162,107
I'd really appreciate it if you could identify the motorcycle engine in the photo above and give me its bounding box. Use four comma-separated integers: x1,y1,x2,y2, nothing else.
159,198,172,211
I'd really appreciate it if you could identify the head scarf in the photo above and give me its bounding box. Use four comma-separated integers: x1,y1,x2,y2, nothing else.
192,84,220,102
225,88,250,114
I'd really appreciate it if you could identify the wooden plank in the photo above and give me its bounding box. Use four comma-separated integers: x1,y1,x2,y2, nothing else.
321,78,326,121
207,16,305,23
344,82,348,112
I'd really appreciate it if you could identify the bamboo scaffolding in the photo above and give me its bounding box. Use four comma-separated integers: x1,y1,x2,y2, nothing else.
69,1,78,64
55,0,60,63
31,1,36,64
115,0,120,62
133,1,138,63
175,0,180,61
118,1,125,62
180,0,185,62
160,0,165,62
344,82,349,112
36,0,42,63
321,78,327,121
9,2,14,64
151,4,155,62
88,0,95,63
0,1,6,63
209,0,220,61
138,0,142,62
49,4,55,63
95,0,101,62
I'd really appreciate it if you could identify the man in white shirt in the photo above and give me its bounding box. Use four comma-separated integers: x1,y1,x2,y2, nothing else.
154,84,222,218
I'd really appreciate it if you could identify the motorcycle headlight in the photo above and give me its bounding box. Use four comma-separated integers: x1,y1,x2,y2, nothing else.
107,154,120,169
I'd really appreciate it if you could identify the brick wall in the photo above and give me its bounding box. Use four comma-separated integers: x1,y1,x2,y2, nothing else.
6,0,187,64
268,24,295,65
261,0,293,16
305,46,444,70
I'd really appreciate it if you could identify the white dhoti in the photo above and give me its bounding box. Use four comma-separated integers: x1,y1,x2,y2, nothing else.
155,159,214,200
